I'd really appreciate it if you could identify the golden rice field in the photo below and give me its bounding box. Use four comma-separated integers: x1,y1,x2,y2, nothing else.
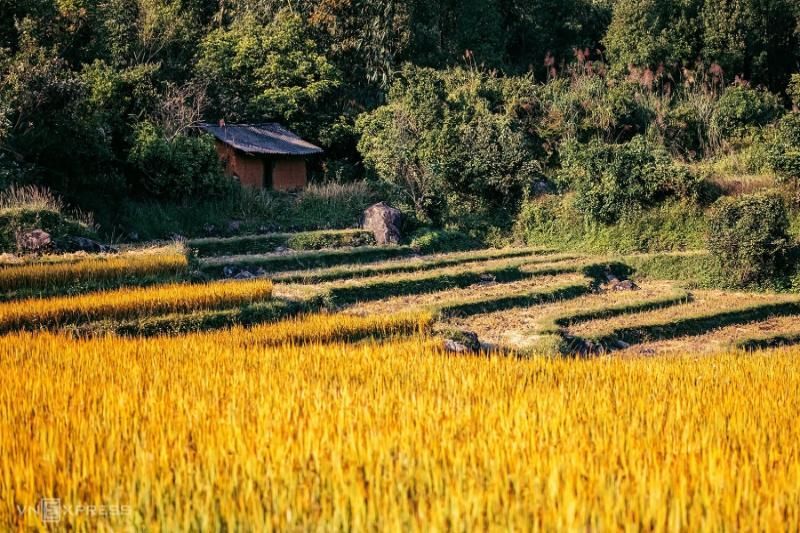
3,244,800,530
0,278,272,332
1,327,799,531
0,245,188,293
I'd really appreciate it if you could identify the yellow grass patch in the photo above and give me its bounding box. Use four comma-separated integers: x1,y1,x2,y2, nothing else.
623,315,800,355
568,289,798,338
446,280,679,350
0,245,188,292
1,332,798,530
345,273,586,315
0,279,273,331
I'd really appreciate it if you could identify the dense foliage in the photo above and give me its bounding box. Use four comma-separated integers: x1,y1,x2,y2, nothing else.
707,193,791,285
556,136,700,223
357,67,537,230
0,0,799,256
767,112,800,184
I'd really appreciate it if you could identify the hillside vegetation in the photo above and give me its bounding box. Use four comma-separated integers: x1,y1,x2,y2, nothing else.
1,1,800,280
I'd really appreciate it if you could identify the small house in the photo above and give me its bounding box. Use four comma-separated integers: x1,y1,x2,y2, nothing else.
199,122,323,190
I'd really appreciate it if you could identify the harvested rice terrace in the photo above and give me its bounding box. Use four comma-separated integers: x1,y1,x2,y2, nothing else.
3,238,800,355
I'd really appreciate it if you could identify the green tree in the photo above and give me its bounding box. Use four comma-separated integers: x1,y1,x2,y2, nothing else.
604,0,702,71
127,120,226,200
357,66,537,229
499,0,611,74
707,193,790,285
196,9,341,138
557,136,701,223
0,29,114,194
701,0,798,90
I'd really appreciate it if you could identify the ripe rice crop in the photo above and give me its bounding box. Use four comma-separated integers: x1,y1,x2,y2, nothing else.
0,279,272,332
235,310,432,346
0,246,188,294
1,330,798,530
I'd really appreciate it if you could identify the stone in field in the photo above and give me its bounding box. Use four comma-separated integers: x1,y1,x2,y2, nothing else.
18,229,52,253
362,202,402,245
611,279,639,291
53,236,118,254
442,330,481,354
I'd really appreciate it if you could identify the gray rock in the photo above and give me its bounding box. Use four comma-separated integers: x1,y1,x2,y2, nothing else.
53,236,117,254
18,229,52,253
444,339,472,353
234,270,255,280
254,267,267,277
611,279,639,291
222,266,239,278
362,202,402,245
442,330,481,354
227,220,242,233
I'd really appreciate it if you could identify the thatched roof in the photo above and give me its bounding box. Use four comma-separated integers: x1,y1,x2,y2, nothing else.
198,123,323,157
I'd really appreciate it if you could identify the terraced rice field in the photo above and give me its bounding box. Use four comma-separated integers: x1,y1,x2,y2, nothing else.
2,238,800,529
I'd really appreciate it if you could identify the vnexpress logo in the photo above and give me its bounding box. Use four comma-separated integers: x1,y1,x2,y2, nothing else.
39,498,62,524
17,497,131,523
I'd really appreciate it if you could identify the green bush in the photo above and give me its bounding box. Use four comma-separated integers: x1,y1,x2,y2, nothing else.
663,101,707,157
409,229,481,254
767,112,800,183
557,136,702,224
0,185,96,252
287,230,375,251
0,208,94,253
514,194,707,253
707,193,791,285
128,122,229,201
189,230,375,258
788,74,800,108
711,86,783,140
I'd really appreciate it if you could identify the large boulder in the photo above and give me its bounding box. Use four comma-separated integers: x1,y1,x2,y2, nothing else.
362,202,402,245
18,229,52,253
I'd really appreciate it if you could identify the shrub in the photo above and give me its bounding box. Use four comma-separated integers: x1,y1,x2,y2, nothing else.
514,194,707,253
557,136,701,223
663,101,708,157
287,230,375,250
767,112,800,183
711,86,783,140
357,66,536,228
707,193,791,285
0,185,96,252
788,74,800,108
128,122,228,200
409,229,481,254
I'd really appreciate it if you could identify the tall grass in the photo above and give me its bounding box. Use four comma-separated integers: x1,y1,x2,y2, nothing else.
0,245,188,294
0,278,273,332
0,184,95,228
1,331,798,530
118,181,378,240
